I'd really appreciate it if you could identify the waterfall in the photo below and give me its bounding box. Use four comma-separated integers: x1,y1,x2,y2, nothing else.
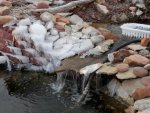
0,51,11,71
51,72,66,93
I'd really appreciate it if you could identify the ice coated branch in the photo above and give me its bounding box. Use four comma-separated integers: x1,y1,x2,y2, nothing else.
31,0,94,13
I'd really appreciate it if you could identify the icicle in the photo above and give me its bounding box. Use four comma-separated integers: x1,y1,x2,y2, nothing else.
0,51,11,71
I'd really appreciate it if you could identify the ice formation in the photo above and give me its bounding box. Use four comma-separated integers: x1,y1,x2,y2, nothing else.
1,13,106,73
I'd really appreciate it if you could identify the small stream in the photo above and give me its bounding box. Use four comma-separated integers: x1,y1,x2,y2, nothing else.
0,24,127,113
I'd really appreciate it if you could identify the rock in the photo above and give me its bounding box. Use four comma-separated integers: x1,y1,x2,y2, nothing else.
82,26,99,36
139,49,150,57
0,15,14,25
116,63,129,73
141,37,149,47
133,67,148,77
35,1,49,9
111,15,117,23
95,4,109,15
96,0,105,4
125,106,135,113
144,64,150,71
91,35,104,44
69,14,83,24
56,17,70,24
55,25,65,31
123,54,150,66
134,98,150,111
40,12,54,22
101,32,120,41
116,85,129,99
119,13,128,22
138,108,150,113
127,44,146,51
122,79,144,96
116,68,136,80
132,86,150,100
96,64,118,75
136,3,146,9
107,79,121,96
0,6,9,15
141,76,150,86
129,6,137,12
0,0,12,7
80,63,103,75
136,9,143,16
108,49,131,63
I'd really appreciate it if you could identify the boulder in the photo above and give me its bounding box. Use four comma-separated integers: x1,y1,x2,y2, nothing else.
116,68,136,80
123,54,150,66
116,63,129,73
0,6,10,15
95,4,109,14
133,67,148,77
108,49,131,63
141,76,150,86
132,86,150,100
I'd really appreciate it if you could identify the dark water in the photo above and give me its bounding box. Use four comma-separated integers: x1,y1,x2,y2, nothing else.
0,71,127,113
0,24,127,113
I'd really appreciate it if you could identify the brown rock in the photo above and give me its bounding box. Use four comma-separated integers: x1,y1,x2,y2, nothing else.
141,76,150,86
56,17,70,24
122,79,145,96
0,15,14,25
0,6,9,15
0,0,12,7
144,64,150,71
55,25,65,31
35,1,49,9
96,0,105,4
133,67,148,77
141,37,149,47
116,68,136,80
101,32,120,41
123,54,150,66
132,86,150,100
116,63,129,72
108,49,131,63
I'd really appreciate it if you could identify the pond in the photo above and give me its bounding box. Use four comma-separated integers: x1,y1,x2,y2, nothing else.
0,24,127,113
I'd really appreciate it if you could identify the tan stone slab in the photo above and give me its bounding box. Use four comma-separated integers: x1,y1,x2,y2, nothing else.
116,68,136,80
96,64,118,75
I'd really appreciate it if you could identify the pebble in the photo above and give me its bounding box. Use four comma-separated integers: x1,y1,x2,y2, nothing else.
123,54,150,66
144,64,150,71
141,76,150,86
133,67,148,77
116,63,129,73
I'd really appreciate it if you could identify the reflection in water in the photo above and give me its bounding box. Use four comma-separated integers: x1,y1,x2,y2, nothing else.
0,71,126,113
